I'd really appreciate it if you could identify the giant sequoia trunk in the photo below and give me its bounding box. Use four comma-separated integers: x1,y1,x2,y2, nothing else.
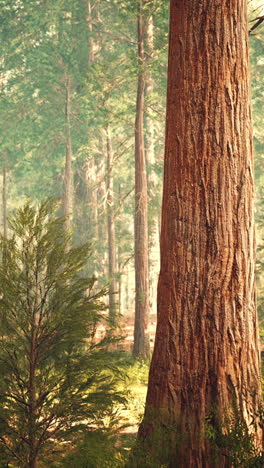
137,0,263,466
133,0,150,358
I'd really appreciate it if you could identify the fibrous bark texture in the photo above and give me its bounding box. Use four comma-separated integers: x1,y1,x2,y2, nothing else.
133,0,150,359
137,0,263,466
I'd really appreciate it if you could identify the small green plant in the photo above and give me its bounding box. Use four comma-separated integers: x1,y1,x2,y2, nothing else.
205,405,264,467
118,359,149,432
0,200,126,467
57,429,126,468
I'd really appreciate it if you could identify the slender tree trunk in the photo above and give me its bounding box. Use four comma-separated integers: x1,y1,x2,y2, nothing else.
82,0,99,254
28,332,37,468
118,244,122,315
85,157,98,241
28,275,38,468
133,0,150,359
87,0,96,63
62,73,73,232
118,183,122,316
96,140,105,246
136,1,263,466
2,155,7,239
106,126,117,319
145,13,155,174
145,12,160,318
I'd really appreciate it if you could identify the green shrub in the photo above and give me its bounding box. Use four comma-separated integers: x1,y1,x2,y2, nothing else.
205,405,264,466
0,200,126,467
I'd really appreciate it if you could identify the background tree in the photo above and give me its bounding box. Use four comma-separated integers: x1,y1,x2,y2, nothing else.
106,126,118,319
133,0,150,358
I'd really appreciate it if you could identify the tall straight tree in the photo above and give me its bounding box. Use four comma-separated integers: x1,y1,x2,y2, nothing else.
106,126,117,319
62,71,73,231
145,7,160,317
84,0,99,247
133,0,150,358
2,153,7,239
136,0,263,465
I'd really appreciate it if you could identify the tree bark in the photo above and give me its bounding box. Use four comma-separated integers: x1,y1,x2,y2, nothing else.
133,0,150,359
62,73,73,232
137,0,263,465
106,126,117,319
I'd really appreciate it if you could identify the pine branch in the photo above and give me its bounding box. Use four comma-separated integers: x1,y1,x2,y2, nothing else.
0,436,26,464
249,15,264,34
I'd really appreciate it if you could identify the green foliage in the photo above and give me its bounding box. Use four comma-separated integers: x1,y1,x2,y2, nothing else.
119,359,149,430
205,407,264,467
0,199,126,466
58,429,126,468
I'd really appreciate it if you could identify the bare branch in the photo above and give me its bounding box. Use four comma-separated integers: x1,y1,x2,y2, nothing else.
249,15,264,34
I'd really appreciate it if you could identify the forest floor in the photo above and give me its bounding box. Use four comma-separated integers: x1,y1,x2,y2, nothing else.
116,315,156,445
95,314,155,439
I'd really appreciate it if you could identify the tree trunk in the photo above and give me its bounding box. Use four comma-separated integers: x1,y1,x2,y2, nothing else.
106,126,117,319
87,0,96,63
145,11,160,318
118,244,122,316
28,276,38,468
145,13,155,176
137,1,263,466
62,73,73,232
82,0,99,259
133,0,150,359
2,155,7,239
85,156,98,240
28,343,37,468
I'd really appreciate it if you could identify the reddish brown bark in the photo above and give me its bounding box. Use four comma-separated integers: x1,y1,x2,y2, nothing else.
133,0,150,359
137,0,263,466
